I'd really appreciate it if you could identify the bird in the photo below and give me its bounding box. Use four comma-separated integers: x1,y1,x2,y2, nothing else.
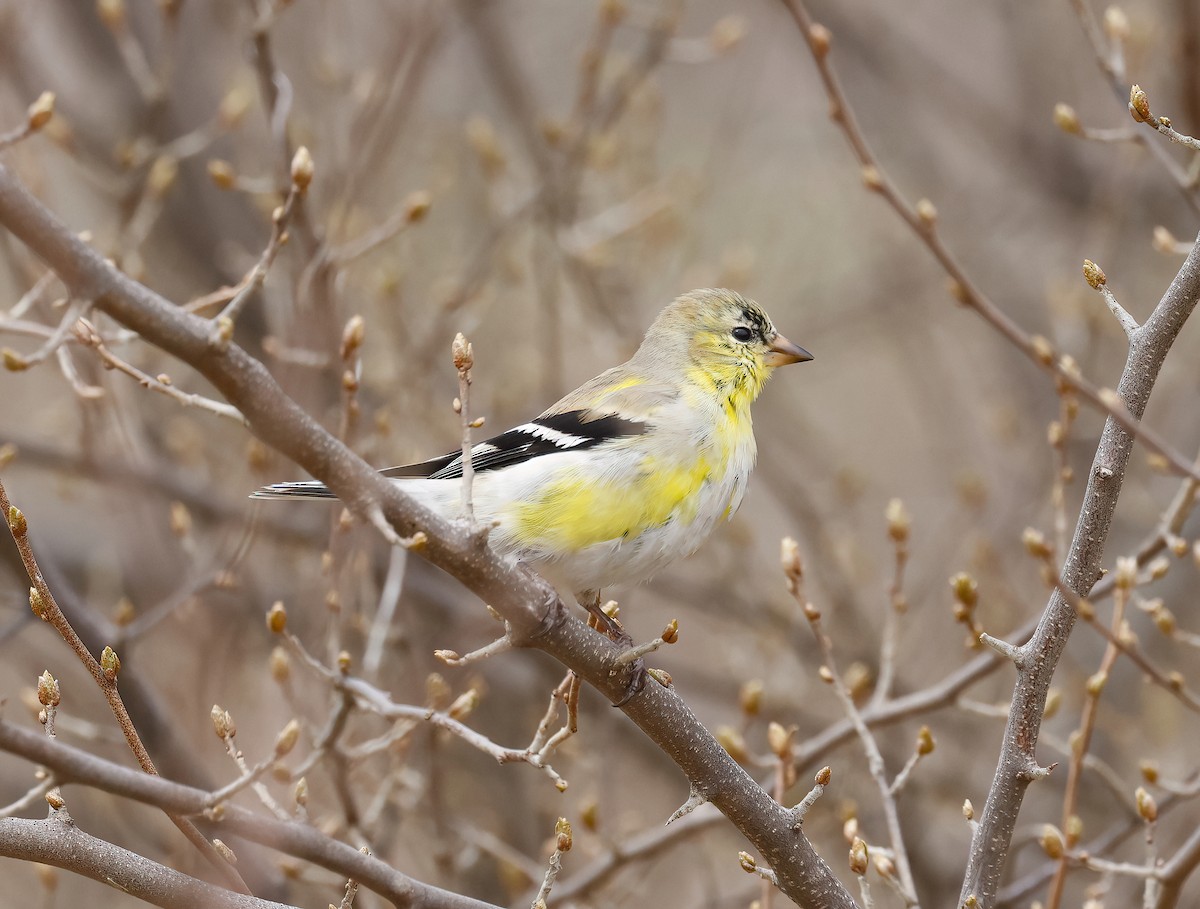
254,288,811,638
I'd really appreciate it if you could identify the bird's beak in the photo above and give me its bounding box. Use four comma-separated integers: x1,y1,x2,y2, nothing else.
763,333,813,367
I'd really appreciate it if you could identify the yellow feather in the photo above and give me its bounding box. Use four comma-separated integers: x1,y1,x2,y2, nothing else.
510,454,713,551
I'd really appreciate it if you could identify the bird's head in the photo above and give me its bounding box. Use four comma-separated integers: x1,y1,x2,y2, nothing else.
639,289,811,406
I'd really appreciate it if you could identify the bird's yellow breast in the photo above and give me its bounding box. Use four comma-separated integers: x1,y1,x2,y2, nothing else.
509,453,714,552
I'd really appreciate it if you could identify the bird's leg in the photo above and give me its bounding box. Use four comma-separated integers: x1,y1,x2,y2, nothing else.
576,590,645,705
575,589,632,645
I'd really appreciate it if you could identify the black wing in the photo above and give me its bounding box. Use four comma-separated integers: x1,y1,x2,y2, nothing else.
381,411,646,481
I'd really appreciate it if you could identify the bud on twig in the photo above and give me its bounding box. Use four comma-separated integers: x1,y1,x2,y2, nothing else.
290,146,314,192
848,837,868,875
885,498,910,543
274,719,301,757
1129,84,1151,123
27,92,55,131
767,721,795,759
404,190,432,223
739,679,763,716
37,671,60,708
808,23,832,60
1082,259,1107,289
266,601,287,633
916,725,935,755
1135,786,1158,822
100,646,120,681
915,198,937,228
1053,103,1082,135
554,817,573,852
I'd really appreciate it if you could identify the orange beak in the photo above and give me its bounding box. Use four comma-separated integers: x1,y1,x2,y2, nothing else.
763,333,813,367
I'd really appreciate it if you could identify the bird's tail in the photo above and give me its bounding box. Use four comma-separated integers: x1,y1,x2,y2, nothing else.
250,481,337,500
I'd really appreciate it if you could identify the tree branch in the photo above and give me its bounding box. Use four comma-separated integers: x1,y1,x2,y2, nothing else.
0,161,857,908
0,814,292,909
0,720,500,909
960,240,1200,906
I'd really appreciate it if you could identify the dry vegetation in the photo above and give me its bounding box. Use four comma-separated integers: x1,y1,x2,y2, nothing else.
0,1,1199,907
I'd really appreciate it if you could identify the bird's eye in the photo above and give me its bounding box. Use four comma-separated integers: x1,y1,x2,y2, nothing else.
731,326,754,342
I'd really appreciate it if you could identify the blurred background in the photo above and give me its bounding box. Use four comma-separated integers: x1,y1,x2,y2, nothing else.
0,0,1198,906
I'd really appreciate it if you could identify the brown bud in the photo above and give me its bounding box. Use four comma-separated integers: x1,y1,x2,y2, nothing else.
266,601,287,633
915,198,937,227
947,279,970,306
452,332,473,372
780,536,803,585
1040,824,1064,858
29,587,48,620
1065,814,1083,846
340,314,365,361
1031,334,1055,366
147,155,179,198
404,190,432,223
767,721,795,759
207,159,236,189
1114,556,1137,590
1022,527,1053,560
37,671,60,708
1129,84,1151,123
861,165,883,192
1153,225,1179,254
962,799,974,821
815,765,832,786
218,87,251,128
1053,103,1082,135
290,146,314,191
448,688,480,720
916,725,935,755
739,679,764,716
1082,259,1107,289
885,498,910,543
269,646,290,683
554,817,573,852
27,92,55,131
950,572,978,608
848,837,868,875
7,505,27,536
579,798,599,831
873,853,896,880
97,0,126,31
100,646,120,681
738,851,757,873
274,719,301,757
661,619,679,644
808,23,832,59
1135,786,1158,822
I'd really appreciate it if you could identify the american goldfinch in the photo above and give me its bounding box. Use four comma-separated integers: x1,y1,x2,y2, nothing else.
255,288,811,632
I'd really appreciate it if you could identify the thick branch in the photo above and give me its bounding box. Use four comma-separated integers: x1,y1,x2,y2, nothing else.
0,815,292,909
0,162,856,908
960,237,1200,906
0,721,498,909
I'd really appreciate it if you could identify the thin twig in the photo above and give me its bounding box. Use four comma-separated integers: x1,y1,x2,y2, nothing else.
0,480,252,895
